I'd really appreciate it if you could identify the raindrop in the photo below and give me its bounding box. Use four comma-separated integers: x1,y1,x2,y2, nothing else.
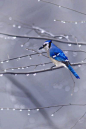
33,73,36,76
54,19,56,22
68,44,71,46
78,45,81,47
78,65,81,67
59,37,62,39
65,36,69,39
51,114,54,116
41,30,45,33
13,24,16,27
28,113,30,115
43,64,45,66
29,57,32,59
4,69,7,72
26,74,29,76
6,60,9,63
1,61,3,63
0,74,3,77
63,21,66,23
64,51,68,54
18,26,21,29
12,37,16,39
61,21,64,23
75,22,77,24
21,44,23,47
37,109,39,111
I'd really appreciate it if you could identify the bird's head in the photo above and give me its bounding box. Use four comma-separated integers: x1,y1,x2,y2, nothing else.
39,40,52,50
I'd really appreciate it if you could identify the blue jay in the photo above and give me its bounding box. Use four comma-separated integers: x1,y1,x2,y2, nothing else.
39,40,80,79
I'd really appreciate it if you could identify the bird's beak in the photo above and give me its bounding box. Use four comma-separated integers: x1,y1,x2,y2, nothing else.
39,46,44,50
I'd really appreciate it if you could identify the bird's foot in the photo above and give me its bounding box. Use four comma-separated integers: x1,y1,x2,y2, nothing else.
51,65,56,70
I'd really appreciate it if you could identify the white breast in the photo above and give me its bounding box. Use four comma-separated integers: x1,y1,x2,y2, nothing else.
50,57,65,67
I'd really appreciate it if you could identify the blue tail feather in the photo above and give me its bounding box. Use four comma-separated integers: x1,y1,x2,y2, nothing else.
67,64,80,79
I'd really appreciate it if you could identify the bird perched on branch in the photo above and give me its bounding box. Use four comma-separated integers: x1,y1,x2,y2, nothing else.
39,40,80,79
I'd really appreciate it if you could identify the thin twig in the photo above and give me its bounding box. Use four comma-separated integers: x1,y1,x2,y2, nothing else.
0,62,86,75
2,62,52,71
53,106,63,115
0,103,86,111
0,32,85,45
0,52,47,63
1,49,86,63
54,19,86,24
70,112,86,129
26,48,48,58
40,0,86,16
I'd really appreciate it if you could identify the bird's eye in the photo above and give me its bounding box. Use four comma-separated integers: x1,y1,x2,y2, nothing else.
43,44,47,47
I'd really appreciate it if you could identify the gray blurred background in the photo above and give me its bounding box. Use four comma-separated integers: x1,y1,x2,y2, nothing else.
0,0,86,129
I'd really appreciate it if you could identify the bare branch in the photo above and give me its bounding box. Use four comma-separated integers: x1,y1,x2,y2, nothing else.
31,26,75,42
70,112,86,129
63,50,86,53
52,106,63,115
26,48,48,58
0,32,85,45
54,19,86,24
0,52,46,63
0,62,86,75
1,49,86,63
2,62,52,72
39,0,86,16
0,103,86,111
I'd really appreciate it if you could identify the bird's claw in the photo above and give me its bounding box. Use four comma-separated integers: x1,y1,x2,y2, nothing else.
51,65,56,70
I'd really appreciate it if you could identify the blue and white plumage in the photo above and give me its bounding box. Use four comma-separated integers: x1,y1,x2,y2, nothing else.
39,40,80,79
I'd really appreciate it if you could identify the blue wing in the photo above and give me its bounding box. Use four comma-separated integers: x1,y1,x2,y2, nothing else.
49,45,68,62
49,43,80,79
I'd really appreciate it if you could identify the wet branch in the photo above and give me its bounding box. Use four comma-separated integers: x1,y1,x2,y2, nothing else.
0,32,86,45
0,61,86,75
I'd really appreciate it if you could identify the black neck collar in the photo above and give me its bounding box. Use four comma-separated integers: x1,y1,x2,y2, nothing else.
49,40,52,48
